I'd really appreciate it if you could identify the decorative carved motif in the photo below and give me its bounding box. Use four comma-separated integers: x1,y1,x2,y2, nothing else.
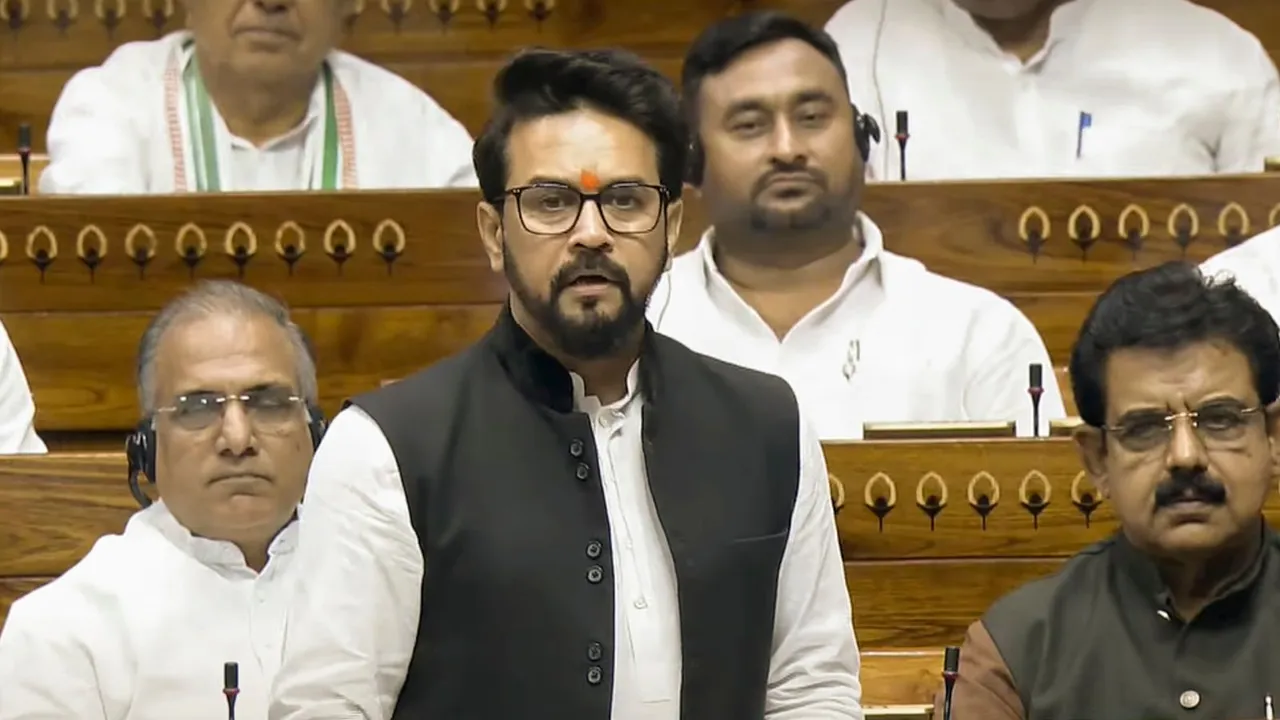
224,222,258,278
141,0,172,31
380,0,411,28
46,0,76,31
1217,202,1250,248
1,0,30,30
1166,203,1200,257
863,472,896,533
323,219,357,273
75,225,107,281
1018,470,1052,529
24,226,57,282
1067,205,1100,259
275,221,307,275
966,471,1000,530
428,0,458,26
523,0,551,26
175,222,208,278
93,0,122,33
915,472,948,531
1070,471,1104,527
0,230,10,266
1117,204,1150,258
477,0,505,25
1270,204,1280,229
1017,206,1050,261
828,473,846,515
373,218,406,274
125,224,157,277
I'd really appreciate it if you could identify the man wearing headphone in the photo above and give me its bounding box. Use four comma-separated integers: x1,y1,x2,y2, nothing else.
650,10,1065,440
0,280,324,720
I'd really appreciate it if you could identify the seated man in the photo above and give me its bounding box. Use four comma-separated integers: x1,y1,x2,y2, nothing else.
1201,226,1280,324
941,262,1280,719
653,11,1064,438
39,0,476,193
0,319,46,453
0,281,324,719
824,0,1280,181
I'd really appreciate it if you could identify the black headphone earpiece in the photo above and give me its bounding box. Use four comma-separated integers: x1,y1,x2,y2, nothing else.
685,103,881,187
125,404,328,508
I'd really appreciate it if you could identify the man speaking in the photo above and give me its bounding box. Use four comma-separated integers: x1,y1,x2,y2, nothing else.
269,47,862,720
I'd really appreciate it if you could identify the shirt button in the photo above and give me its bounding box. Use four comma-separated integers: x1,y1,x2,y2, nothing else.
585,540,602,559
586,642,603,661
633,598,647,609
1179,690,1200,709
586,565,604,584
575,463,590,481
586,666,603,685
569,439,584,457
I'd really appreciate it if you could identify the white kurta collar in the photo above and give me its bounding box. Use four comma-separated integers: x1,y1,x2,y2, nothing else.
131,500,300,572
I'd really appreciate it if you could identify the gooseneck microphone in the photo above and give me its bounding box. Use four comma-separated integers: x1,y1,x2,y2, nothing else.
1028,363,1044,438
894,110,909,181
223,662,239,720
17,123,31,196
941,645,960,720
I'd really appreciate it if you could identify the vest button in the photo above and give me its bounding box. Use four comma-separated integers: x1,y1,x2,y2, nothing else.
587,642,603,661
576,462,590,481
586,565,604,584
586,666,603,685
1179,690,1200,709
586,540,602,559
569,439,585,457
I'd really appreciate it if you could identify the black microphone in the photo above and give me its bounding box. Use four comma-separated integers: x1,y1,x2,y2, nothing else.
1028,363,1044,438
223,662,239,720
941,645,960,720
17,123,31,196
894,110,909,181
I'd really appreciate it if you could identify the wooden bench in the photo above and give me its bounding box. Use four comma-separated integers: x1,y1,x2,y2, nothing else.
0,176,1276,445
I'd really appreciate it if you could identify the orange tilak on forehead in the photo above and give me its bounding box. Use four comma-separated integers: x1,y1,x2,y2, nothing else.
579,169,601,192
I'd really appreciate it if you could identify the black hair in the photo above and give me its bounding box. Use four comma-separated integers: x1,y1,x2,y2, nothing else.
1070,261,1280,427
680,11,850,184
472,47,687,204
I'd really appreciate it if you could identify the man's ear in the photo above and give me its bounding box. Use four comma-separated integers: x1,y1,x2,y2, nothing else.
1073,424,1110,499
664,197,684,268
477,200,504,274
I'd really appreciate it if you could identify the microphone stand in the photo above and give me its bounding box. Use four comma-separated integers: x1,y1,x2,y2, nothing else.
941,645,960,720
1027,363,1044,438
223,662,239,720
894,110,910,181
17,123,31,196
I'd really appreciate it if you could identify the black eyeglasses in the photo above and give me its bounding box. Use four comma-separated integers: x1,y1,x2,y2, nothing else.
1104,401,1264,453
499,182,669,236
155,387,306,432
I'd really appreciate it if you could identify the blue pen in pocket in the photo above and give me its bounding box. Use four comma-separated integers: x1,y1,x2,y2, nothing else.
1076,111,1092,159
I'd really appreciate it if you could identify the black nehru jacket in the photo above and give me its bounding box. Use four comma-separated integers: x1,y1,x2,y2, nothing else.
348,305,803,720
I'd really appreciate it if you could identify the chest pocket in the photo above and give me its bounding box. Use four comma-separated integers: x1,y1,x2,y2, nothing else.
1078,112,1207,176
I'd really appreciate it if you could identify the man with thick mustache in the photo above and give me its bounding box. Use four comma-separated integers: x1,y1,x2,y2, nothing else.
650,11,1062,439
0,280,324,719
939,261,1280,720
269,47,862,720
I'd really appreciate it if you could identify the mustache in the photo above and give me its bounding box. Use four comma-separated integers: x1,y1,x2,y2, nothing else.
1153,468,1227,508
552,252,629,292
751,163,829,197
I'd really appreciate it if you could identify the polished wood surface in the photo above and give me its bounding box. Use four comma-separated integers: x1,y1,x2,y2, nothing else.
0,0,1273,152
0,176,1273,435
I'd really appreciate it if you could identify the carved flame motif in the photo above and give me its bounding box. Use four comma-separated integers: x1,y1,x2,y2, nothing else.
323,219,357,274
1166,203,1200,257
174,222,208,259
1117,204,1150,259
224,222,258,257
915,471,948,531
46,0,77,28
93,0,122,30
863,471,897,533
141,0,172,28
1216,202,1250,247
828,473,846,515
75,225,107,260
1018,470,1052,529
1067,204,1101,259
0,230,10,265
124,224,157,261
1017,206,1050,261
966,471,1000,530
1,0,31,25
274,221,307,270
1269,204,1280,229
25,225,57,282
1069,471,1104,527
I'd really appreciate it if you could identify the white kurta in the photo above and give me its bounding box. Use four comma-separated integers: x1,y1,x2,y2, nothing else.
0,319,45,454
0,502,298,720
1200,229,1280,323
269,391,863,719
648,214,1066,439
825,0,1280,181
39,31,477,194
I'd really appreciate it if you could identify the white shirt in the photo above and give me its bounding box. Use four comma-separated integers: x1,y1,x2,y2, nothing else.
39,31,477,194
0,502,297,720
269,374,863,719
1200,229,1280,321
825,0,1280,181
0,319,45,454
648,214,1065,438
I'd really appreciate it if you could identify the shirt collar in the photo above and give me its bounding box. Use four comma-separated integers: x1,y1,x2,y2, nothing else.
695,212,886,327
939,0,1095,67
132,499,300,572
1113,520,1273,620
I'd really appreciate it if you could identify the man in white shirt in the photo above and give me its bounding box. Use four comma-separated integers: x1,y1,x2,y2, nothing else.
0,280,325,719
0,320,46,454
1200,230,1280,322
655,11,1064,439
824,0,1280,181
270,48,862,720
39,0,477,194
